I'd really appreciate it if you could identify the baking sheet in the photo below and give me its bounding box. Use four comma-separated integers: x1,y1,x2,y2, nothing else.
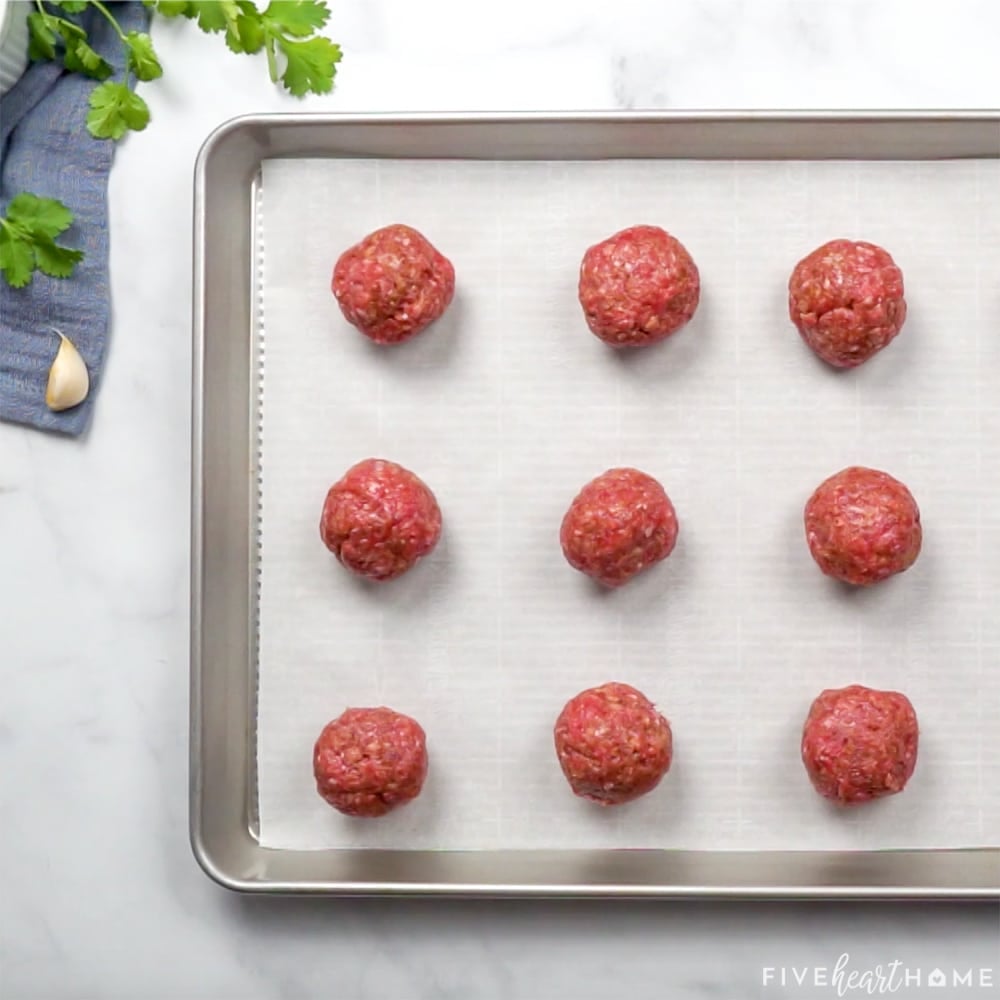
256,156,1000,852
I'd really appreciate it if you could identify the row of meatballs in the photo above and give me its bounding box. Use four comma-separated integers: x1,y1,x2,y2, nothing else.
332,222,907,368
321,459,922,589
313,682,920,818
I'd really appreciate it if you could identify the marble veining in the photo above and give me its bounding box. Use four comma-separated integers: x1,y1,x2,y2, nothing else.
1,1,998,997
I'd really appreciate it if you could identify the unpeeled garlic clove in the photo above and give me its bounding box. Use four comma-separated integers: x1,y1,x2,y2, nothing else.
45,330,90,412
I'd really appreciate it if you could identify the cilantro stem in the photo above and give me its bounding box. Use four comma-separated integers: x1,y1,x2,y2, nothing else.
264,37,278,83
221,5,240,41
90,0,128,43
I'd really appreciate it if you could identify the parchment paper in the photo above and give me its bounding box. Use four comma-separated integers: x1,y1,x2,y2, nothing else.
256,156,1000,851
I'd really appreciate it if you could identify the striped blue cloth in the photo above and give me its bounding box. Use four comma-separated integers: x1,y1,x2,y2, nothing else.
0,1,149,435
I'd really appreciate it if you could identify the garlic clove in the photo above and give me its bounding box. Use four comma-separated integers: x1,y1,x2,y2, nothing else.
45,330,90,412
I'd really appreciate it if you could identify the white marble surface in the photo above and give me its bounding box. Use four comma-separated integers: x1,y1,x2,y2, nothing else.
2,2,999,997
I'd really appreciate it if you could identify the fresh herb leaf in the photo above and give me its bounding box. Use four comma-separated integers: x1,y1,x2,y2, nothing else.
0,194,82,288
0,227,36,287
185,0,239,33
28,7,113,79
27,11,58,61
275,35,339,96
262,0,329,38
204,0,340,96
51,1,90,12
52,15,86,43
225,4,266,54
5,192,75,238
63,39,114,79
60,25,114,80
146,0,193,15
86,81,151,140
124,31,163,80
34,238,85,279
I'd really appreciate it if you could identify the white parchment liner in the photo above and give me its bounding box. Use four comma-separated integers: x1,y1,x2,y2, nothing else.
256,156,1000,850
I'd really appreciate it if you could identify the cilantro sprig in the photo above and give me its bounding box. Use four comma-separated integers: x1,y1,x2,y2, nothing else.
28,2,113,81
0,194,84,288
28,1,161,139
150,1,342,96
7,1,342,288
26,0,341,143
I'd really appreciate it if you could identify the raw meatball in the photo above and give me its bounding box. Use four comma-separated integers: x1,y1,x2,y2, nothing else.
331,224,455,344
313,707,428,817
578,225,700,347
801,685,918,806
560,467,678,588
554,682,673,806
804,466,921,586
788,239,906,368
320,458,442,582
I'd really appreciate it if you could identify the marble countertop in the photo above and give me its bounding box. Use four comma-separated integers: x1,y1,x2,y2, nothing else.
2,2,999,997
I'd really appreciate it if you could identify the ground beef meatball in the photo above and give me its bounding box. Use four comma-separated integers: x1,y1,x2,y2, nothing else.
578,225,700,347
804,466,921,586
331,224,455,344
788,239,906,368
560,467,678,588
313,707,428,817
554,682,673,805
801,685,918,806
320,458,442,582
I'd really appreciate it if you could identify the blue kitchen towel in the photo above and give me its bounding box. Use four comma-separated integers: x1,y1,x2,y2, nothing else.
0,1,150,436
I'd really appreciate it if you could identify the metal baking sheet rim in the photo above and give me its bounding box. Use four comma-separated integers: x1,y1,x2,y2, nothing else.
191,111,1000,897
